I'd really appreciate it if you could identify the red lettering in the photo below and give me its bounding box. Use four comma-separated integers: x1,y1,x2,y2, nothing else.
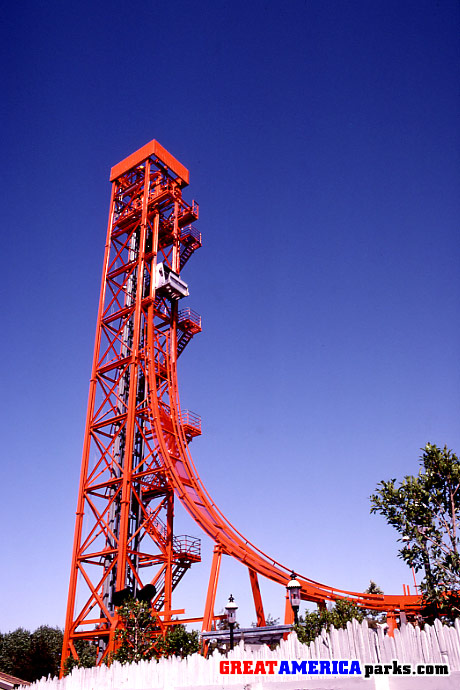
225,659,278,675
265,660,278,674
254,661,266,674
243,660,254,674
231,661,242,674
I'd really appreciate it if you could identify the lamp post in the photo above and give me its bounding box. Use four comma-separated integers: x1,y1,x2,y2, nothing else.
225,594,238,650
287,571,301,625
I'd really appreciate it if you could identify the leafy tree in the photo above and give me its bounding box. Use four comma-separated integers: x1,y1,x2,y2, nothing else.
30,626,63,680
63,639,98,674
265,613,280,626
112,599,162,664
366,580,383,595
362,581,386,628
294,600,364,645
112,598,199,665
156,624,199,658
370,444,460,620
0,627,33,681
0,626,64,682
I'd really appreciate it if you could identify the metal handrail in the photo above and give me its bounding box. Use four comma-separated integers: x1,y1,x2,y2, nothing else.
159,401,201,433
180,225,201,243
179,409,202,432
178,308,201,328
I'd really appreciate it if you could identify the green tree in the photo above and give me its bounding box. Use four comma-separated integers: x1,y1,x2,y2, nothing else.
0,628,33,681
112,598,200,665
370,443,460,620
63,639,98,674
0,626,64,682
112,599,161,664
30,626,63,680
362,581,386,629
156,624,199,658
294,600,364,645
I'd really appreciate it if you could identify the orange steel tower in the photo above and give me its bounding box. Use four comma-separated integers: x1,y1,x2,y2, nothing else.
62,141,203,667
62,140,420,671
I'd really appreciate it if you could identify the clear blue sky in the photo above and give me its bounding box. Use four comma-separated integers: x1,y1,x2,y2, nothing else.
1,0,459,632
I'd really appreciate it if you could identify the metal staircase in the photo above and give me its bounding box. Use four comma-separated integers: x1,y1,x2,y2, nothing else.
177,308,202,357
180,226,202,269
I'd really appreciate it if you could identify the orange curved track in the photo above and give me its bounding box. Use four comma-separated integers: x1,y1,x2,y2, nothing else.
61,140,419,673
146,291,421,616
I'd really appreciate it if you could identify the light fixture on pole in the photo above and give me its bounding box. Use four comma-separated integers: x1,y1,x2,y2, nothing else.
287,571,301,624
225,594,238,650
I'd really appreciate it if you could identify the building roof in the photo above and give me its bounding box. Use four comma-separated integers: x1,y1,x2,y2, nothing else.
0,671,31,689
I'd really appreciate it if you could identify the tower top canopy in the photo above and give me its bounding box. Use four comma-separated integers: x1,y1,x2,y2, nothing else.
110,139,189,186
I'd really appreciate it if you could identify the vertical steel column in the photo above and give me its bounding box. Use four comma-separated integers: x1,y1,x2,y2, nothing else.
202,546,222,632
248,568,266,627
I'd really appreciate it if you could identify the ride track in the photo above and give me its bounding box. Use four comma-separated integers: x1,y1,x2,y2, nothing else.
61,140,420,673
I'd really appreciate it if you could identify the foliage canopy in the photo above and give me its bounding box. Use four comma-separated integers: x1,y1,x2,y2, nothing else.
370,443,460,620
0,625,63,682
112,599,199,665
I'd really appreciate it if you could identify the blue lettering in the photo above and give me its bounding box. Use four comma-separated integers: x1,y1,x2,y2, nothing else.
331,660,338,674
309,660,318,674
339,660,348,674
278,661,291,675
350,660,361,675
291,661,307,674
320,661,331,674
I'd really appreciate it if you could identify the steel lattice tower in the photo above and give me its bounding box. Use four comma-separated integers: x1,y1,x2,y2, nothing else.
62,141,203,668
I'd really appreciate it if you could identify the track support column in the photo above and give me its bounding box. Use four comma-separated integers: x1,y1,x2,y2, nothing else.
202,546,222,632
387,611,398,637
248,568,266,626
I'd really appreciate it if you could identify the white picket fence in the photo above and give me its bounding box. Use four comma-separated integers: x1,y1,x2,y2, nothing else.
25,619,460,689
